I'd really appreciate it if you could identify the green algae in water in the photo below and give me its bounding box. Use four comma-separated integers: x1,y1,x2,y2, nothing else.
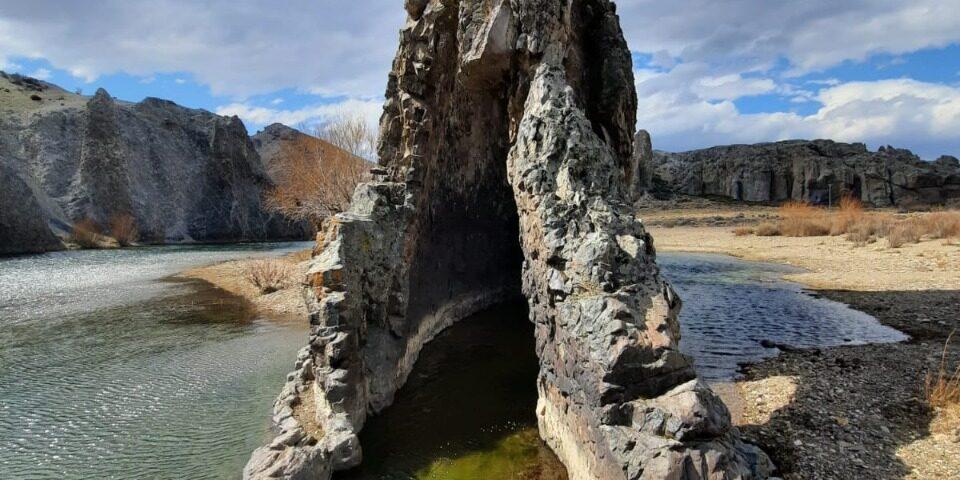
416,429,566,480
336,303,567,479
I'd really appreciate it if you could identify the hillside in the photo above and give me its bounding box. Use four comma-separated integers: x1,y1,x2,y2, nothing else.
0,72,308,255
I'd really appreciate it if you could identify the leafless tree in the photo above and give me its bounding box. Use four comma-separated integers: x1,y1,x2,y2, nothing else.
265,114,375,227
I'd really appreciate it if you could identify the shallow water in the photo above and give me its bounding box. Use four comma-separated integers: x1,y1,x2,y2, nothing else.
0,243,311,479
659,252,908,380
337,302,566,480
0,249,908,479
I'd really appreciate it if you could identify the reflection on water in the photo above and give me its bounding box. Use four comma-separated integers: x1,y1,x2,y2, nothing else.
0,244,310,479
659,252,908,380
337,302,566,480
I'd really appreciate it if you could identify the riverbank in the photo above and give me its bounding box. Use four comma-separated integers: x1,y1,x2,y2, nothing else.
647,219,960,479
178,249,312,319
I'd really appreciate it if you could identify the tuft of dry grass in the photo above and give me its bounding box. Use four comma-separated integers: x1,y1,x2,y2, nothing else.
778,201,831,237
109,213,139,247
926,331,960,409
755,222,780,236
887,220,925,248
732,227,754,237
830,196,865,235
70,218,103,248
924,211,960,240
244,259,292,295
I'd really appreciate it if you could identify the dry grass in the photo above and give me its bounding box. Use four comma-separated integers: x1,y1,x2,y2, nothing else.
732,227,754,237
244,259,292,295
70,218,102,248
924,211,960,240
926,332,960,409
887,220,925,248
778,201,831,237
830,196,865,235
755,222,780,236
108,213,139,247
737,201,960,248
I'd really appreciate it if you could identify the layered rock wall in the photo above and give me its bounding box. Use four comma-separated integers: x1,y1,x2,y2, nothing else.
638,137,960,207
246,2,771,479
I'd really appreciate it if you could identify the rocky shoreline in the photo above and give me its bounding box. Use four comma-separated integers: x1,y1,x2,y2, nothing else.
736,289,960,480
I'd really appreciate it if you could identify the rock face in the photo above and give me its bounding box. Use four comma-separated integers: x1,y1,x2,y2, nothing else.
639,137,960,207
0,162,63,255
0,72,306,255
246,1,771,479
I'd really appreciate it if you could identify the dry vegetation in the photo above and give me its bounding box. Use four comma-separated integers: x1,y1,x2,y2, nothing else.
243,259,293,295
109,213,139,246
69,218,103,248
926,332,960,410
738,197,960,248
265,113,374,228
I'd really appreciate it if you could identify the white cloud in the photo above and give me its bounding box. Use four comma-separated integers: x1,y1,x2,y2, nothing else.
0,0,404,98
217,97,383,132
639,78,960,158
174,78,186,85
618,0,960,74
29,67,51,80
270,98,284,105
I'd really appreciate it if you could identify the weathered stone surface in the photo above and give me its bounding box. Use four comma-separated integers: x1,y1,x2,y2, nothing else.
0,162,62,255
248,1,771,479
0,73,307,254
639,137,960,207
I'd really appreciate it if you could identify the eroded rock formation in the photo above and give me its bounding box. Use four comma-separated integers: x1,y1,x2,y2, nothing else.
0,72,306,254
637,136,960,207
246,1,771,479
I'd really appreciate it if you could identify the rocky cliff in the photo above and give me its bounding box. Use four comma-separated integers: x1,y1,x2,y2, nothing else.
246,1,771,479
636,132,960,207
0,72,306,255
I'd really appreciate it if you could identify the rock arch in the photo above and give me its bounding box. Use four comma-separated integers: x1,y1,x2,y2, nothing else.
245,1,772,479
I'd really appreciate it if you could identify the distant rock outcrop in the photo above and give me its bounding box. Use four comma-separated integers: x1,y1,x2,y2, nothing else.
246,1,771,479
0,162,62,255
0,72,307,254
637,135,960,207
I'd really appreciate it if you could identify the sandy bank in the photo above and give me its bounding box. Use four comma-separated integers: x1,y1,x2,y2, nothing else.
178,250,312,319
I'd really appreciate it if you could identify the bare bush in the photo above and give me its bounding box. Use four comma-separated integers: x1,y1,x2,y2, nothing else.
924,211,960,240
70,218,103,248
778,201,830,237
244,260,292,295
265,115,373,227
926,332,960,409
830,195,865,235
732,227,754,236
887,220,924,248
109,213,139,246
755,222,780,236
316,112,378,161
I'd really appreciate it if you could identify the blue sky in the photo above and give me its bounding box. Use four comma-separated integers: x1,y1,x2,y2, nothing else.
2,0,959,158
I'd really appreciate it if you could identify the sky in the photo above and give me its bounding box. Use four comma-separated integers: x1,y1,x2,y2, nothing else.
1,0,959,158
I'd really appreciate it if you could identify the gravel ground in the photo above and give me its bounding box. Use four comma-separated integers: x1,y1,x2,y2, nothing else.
736,290,960,480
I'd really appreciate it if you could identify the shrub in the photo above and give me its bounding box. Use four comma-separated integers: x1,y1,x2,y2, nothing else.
925,332,960,409
778,201,830,237
244,260,292,295
924,211,960,240
109,213,139,247
70,218,102,248
732,227,754,237
887,220,924,248
755,222,780,236
830,195,865,235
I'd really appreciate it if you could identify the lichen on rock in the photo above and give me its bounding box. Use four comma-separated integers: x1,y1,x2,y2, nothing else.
246,1,773,479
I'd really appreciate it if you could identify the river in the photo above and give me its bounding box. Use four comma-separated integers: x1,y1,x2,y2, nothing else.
0,248,906,479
